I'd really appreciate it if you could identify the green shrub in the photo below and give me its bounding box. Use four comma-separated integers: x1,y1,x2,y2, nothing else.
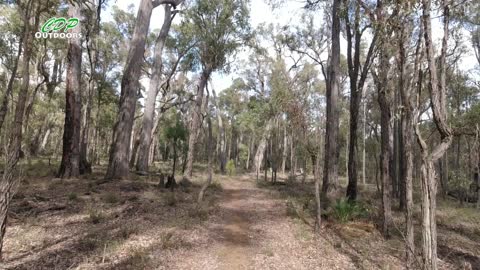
332,198,367,223
67,192,78,201
226,160,236,176
449,171,470,192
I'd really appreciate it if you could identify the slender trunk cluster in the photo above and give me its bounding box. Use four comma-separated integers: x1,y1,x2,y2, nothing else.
136,5,175,173
105,0,155,180
183,67,213,182
0,1,38,258
344,1,377,201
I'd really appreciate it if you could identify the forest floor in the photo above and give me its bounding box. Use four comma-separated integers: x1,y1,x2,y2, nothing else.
1,160,480,269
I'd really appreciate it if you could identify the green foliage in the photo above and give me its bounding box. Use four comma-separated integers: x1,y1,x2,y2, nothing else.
67,192,78,201
185,0,251,71
449,170,471,193
164,113,187,142
331,199,367,223
226,159,236,176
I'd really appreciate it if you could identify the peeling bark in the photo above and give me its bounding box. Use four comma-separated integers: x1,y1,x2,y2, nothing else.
106,0,155,180
136,4,176,173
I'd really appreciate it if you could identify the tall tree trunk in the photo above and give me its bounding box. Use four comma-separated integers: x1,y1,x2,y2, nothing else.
314,142,322,232
476,125,480,209
79,0,102,175
344,1,377,201
217,113,226,173
129,124,141,168
58,1,83,178
375,34,393,238
183,67,212,181
282,124,288,174
399,14,422,268
290,131,296,180
172,138,177,177
136,5,174,173
0,1,37,258
198,114,213,203
0,25,24,133
149,136,157,165
246,136,251,170
362,92,367,185
322,0,341,202
370,0,394,238
377,81,393,238
105,0,154,180
254,119,273,181
40,126,51,153
416,1,453,268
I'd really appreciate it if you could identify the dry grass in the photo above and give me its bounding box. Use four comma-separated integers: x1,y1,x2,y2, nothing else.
2,163,221,270
2,163,479,270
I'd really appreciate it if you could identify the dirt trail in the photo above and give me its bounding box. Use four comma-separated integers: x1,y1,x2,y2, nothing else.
214,179,254,269
170,175,357,270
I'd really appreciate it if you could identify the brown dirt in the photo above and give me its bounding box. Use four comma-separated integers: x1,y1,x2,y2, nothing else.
1,168,478,269
165,175,357,270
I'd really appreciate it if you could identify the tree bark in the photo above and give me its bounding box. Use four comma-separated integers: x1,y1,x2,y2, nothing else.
58,1,83,178
375,31,393,238
136,4,175,173
183,67,212,181
217,113,226,173
0,24,24,133
416,1,453,268
345,2,377,201
198,114,213,203
322,0,341,203
105,0,155,180
282,124,288,174
398,14,423,268
254,119,274,181
314,146,321,232
0,1,37,258
377,79,393,238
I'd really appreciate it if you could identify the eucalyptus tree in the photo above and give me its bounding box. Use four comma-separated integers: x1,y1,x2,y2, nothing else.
135,1,185,174
163,110,187,178
58,0,83,178
105,0,184,180
218,79,248,170
0,5,24,133
0,0,48,259
416,0,453,268
79,0,105,174
182,0,251,182
395,7,421,268
343,0,377,202
322,0,341,202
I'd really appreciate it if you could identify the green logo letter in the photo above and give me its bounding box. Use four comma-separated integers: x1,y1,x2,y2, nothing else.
65,18,79,32
41,17,57,32
52,17,67,31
